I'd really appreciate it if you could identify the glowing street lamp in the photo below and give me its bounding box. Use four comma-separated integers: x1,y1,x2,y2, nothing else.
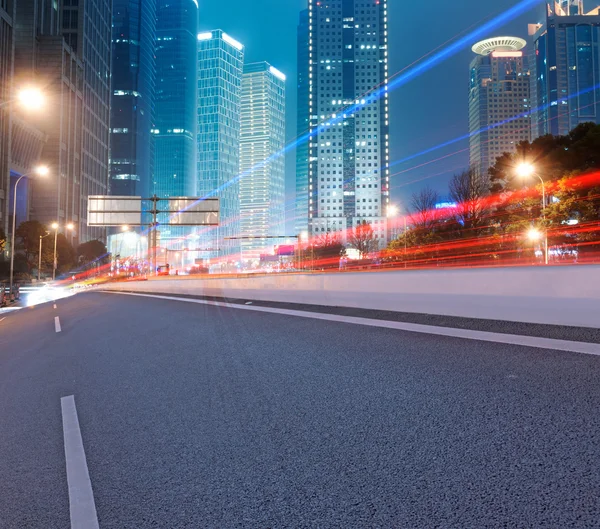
527,228,542,241
9,165,50,293
16,87,45,111
516,163,548,265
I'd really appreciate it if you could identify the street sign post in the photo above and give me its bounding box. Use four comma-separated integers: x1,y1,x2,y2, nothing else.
87,195,219,273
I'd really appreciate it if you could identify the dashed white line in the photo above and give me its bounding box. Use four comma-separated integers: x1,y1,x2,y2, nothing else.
0,317,5,322
54,316,62,333
105,291,600,356
54,304,57,309
61,395,99,529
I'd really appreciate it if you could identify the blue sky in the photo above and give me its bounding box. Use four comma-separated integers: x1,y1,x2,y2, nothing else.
196,0,598,221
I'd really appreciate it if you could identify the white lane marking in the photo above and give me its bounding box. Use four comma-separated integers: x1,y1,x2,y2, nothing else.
54,304,57,309
104,291,600,356
55,316,62,333
61,396,100,529
0,317,5,322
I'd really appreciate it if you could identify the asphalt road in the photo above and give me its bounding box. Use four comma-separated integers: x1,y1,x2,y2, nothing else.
1,291,600,528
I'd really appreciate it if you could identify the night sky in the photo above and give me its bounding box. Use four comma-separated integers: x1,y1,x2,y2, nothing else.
196,0,599,224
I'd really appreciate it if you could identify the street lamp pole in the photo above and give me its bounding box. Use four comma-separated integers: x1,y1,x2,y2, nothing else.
38,231,50,281
52,224,59,280
516,163,548,265
9,165,49,293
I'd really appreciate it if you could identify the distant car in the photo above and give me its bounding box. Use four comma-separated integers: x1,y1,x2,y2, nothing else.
187,266,209,275
157,264,170,276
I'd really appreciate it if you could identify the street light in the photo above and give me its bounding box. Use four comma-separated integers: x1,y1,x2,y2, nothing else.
9,165,49,294
51,222,74,280
1,86,45,110
516,163,548,265
387,204,408,266
527,228,542,241
16,87,45,111
38,231,51,282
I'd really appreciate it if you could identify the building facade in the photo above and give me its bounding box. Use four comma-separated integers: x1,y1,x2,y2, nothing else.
110,0,156,198
58,0,112,243
153,0,198,251
295,9,310,237
11,0,81,249
307,0,390,247
469,37,531,178
239,62,286,262
529,1,600,138
0,0,15,243
197,29,244,259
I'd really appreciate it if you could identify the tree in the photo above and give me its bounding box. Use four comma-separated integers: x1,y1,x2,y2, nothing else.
15,220,49,276
56,233,75,273
488,123,600,261
77,239,109,265
348,220,379,257
410,187,439,232
449,168,488,233
0,226,6,254
312,232,346,267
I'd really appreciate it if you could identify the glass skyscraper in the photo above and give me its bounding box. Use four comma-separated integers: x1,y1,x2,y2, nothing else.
530,1,600,138
154,0,198,249
295,9,310,237
197,30,244,259
307,0,390,247
110,0,156,198
469,37,531,178
239,62,286,262
154,0,197,199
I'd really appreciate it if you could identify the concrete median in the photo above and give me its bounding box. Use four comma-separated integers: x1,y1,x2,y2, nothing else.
100,265,600,328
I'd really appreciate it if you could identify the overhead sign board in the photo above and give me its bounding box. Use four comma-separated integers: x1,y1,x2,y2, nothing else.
158,197,219,226
87,196,219,227
88,196,143,226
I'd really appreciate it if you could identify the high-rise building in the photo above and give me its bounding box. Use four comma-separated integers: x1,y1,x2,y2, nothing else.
529,1,600,139
0,0,15,242
59,0,112,243
239,62,286,262
295,9,310,237
197,29,244,259
2,0,54,248
469,37,531,178
110,0,156,198
307,0,390,247
153,0,198,250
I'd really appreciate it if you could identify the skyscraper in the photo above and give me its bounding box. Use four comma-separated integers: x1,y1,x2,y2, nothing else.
154,0,197,199
469,37,531,178
239,62,286,262
295,9,310,237
197,30,244,259
529,1,600,139
110,0,156,198
307,0,390,247
0,0,15,242
153,0,198,249
11,0,108,247
60,0,112,243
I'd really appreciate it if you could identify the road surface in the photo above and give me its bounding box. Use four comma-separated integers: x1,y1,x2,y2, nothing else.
1,290,600,528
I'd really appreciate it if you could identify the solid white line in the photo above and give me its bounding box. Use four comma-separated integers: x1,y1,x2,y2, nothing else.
55,316,62,333
61,395,99,529
104,291,600,356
